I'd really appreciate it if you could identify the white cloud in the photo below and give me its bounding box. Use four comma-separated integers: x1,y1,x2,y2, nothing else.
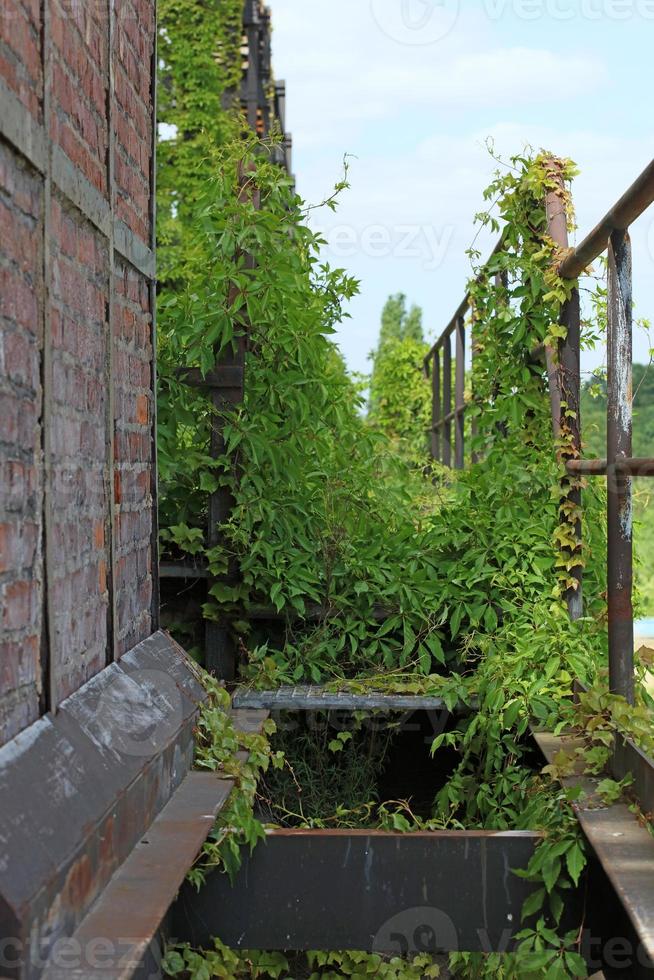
363,48,605,109
266,1,652,376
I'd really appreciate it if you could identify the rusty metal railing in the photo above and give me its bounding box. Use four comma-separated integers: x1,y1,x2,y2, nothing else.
423,295,468,469
426,158,654,707
560,159,654,705
423,239,506,469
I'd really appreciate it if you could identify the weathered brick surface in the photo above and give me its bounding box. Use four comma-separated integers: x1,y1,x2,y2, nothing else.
49,192,110,700
114,0,154,241
0,0,155,745
0,140,43,743
113,257,153,656
0,0,42,121
51,0,109,195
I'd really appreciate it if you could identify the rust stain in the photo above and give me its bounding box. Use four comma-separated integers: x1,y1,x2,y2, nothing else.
62,853,94,912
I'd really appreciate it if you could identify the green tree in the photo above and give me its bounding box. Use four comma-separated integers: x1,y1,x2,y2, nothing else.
403,304,424,342
378,292,407,345
369,295,429,458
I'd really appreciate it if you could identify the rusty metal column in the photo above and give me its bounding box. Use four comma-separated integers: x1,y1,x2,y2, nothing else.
243,1,260,132
546,165,583,621
431,349,441,462
442,334,452,468
607,229,634,703
470,308,479,465
454,316,465,469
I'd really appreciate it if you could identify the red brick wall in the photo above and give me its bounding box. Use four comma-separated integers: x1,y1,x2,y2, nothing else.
0,139,43,741
113,257,154,658
0,0,156,743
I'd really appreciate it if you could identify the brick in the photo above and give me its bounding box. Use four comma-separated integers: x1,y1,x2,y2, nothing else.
3,328,36,388
0,393,18,444
98,559,106,594
2,579,37,631
0,521,38,573
135,393,148,425
93,520,104,550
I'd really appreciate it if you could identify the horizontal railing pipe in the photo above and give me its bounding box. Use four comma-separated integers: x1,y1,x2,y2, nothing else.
558,158,654,280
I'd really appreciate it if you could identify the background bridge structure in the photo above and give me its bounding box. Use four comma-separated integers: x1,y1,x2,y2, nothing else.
0,0,653,976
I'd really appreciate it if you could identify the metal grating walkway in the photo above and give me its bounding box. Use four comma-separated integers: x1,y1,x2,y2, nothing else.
232,684,448,711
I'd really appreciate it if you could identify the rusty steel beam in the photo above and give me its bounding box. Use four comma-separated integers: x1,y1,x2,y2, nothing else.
617,458,654,477
454,316,465,469
607,230,634,704
172,829,545,954
559,159,654,281
567,458,654,478
567,459,609,476
431,349,441,462
535,732,654,971
545,163,583,621
41,773,233,980
442,334,452,468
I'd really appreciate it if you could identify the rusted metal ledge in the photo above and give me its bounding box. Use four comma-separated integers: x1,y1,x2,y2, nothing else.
535,731,654,970
40,708,269,980
559,158,654,280
613,734,654,818
0,632,205,979
172,828,544,954
41,773,233,980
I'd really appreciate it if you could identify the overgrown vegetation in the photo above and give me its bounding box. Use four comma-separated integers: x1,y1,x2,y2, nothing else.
157,4,651,977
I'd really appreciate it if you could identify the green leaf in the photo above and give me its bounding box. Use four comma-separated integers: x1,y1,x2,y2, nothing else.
565,842,586,886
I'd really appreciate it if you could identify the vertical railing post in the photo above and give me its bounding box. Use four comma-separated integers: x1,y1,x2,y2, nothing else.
607,229,634,703
546,164,583,621
431,349,441,463
243,1,260,132
470,306,479,465
454,316,465,469
442,334,452,468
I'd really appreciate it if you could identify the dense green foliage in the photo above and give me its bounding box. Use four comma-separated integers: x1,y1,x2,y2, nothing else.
156,6,651,977
158,0,242,278
164,942,443,979
156,140,616,976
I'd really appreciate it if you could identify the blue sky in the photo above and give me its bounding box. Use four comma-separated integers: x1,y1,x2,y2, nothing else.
268,0,654,380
